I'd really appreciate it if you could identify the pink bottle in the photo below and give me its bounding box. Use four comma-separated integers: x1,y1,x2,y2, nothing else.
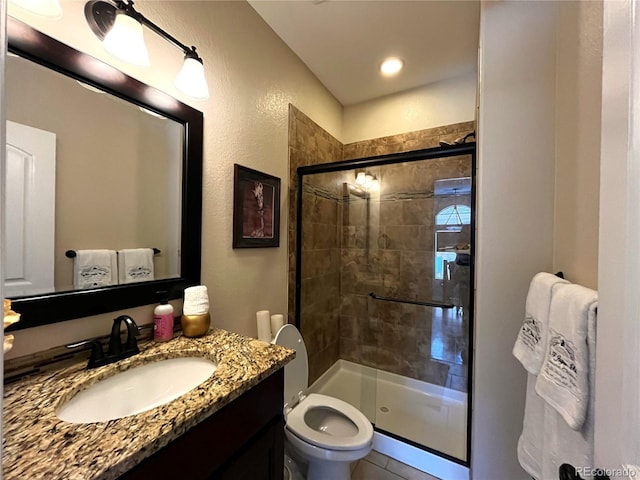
153,296,174,342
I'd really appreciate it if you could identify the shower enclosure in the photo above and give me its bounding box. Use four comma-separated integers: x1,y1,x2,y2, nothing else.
295,144,475,465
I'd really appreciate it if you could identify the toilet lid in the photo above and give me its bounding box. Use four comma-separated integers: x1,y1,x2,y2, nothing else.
273,324,308,406
285,393,374,451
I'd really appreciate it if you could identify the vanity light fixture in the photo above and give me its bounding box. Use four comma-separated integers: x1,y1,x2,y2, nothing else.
380,57,404,76
84,0,210,99
102,4,149,66
9,0,63,18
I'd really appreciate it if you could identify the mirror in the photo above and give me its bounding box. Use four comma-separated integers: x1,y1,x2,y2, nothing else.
5,17,203,330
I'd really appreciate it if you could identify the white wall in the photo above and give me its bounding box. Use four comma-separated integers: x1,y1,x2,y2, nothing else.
5,0,343,357
474,2,557,479
596,0,640,473
342,72,477,144
553,1,602,289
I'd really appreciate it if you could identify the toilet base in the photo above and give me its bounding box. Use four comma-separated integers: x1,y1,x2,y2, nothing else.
307,459,351,480
284,452,305,480
285,430,371,480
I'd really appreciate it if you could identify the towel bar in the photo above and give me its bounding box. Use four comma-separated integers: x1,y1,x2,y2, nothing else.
368,292,454,309
66,248,161,258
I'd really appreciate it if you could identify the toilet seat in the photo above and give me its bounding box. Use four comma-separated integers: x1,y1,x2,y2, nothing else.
285,393,373,451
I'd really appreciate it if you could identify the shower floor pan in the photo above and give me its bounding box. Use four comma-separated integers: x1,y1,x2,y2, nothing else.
308,359,467,461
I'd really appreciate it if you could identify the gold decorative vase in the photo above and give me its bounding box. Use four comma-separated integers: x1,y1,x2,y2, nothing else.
181,312,210,338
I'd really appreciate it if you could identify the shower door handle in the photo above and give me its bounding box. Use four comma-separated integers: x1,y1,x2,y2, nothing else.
369,292,455,309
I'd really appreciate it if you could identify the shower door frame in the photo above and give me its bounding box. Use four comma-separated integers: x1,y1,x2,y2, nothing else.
295,143,476,467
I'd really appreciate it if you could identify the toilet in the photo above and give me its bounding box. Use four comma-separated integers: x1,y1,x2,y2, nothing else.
273,324,373,480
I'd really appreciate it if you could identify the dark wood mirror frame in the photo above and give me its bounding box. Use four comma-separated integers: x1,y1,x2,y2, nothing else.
5,17,203,331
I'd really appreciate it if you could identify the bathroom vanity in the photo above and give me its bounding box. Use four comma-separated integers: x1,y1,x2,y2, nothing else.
2,329,294,480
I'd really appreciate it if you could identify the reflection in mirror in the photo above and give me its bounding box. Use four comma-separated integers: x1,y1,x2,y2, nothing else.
6,53,184,296
5,17,203,330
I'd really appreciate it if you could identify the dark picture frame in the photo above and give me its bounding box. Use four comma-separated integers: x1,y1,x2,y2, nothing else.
233,164,281,248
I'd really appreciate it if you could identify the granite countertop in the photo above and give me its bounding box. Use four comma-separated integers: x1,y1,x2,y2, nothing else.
2,328,295,480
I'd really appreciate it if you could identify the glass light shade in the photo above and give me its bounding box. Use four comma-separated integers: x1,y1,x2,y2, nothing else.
175,57,210,100
9,0,62,18
363,174,374,189
103,12,150,66
355,172,366,185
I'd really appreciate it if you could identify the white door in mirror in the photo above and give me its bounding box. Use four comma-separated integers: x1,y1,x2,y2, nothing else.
56,357,217,423
5,121,56,297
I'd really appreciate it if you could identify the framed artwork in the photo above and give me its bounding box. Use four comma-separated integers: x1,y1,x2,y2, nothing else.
233,164,281,248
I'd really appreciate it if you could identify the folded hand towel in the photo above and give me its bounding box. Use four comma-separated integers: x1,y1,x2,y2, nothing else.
183,285,209,315
73,249,118,289
513,272,569,374
535,283,597,430
540,301,596,476
117,248,154,284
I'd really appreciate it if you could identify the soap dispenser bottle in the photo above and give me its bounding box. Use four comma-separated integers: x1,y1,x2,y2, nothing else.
153,292,174,342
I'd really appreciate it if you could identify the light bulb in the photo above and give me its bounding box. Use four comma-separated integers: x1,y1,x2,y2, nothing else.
103,12,150,66
175,56,210,100
380,57,404,76
364,174,374,189
355,172,366,186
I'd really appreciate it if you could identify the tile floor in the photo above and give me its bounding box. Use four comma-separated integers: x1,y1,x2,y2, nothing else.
350,450,441,480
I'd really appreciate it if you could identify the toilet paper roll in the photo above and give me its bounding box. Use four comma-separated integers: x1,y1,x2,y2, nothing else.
270,314,285,337
256,310,271,342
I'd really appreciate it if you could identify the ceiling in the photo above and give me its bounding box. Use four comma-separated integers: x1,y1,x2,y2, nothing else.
248,0,480,106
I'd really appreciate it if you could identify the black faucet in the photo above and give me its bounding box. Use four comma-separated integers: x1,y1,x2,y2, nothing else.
67,315,140,369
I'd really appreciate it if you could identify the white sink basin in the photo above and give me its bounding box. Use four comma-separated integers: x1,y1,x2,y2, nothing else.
56,357,217,424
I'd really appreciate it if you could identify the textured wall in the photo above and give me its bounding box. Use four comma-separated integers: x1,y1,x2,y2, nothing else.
553,1,602,289
342,72,477,144
287,106,343,383
6,1,343,358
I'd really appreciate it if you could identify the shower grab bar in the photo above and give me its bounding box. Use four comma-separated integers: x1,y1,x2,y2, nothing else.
368,292,455,309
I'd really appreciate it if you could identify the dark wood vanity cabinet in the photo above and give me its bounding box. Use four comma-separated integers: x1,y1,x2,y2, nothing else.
119,369,285,480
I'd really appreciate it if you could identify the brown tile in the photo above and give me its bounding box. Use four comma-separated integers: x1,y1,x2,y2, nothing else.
352,460,404,480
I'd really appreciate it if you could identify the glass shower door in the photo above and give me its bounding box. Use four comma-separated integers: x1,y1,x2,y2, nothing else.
298,148,474,464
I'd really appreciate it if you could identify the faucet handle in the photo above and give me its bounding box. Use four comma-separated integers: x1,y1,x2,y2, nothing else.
66,339,105,369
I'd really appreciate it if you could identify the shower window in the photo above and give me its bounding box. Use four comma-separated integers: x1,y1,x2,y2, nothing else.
436,204,471,226
434,204,471,280
435,250,456,280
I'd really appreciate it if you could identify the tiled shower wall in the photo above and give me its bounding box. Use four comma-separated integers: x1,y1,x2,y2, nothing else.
288,104,475,385
288,106,344,382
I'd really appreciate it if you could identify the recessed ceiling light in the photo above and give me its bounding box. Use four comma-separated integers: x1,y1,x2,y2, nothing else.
380,57,404,76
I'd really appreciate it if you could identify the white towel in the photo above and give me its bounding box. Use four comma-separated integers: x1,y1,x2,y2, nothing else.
117,248,155,284
183,285,209,315
73,249,118,289
535,283,597,430
517,373,545,479
513,272,569,374
540,302,597,477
